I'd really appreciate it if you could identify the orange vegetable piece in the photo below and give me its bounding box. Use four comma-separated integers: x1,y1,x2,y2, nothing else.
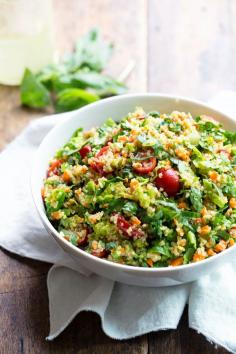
199,225,211,236
214,240,227,253
229,198,236,209
62,170,71,183
170,257,183,267
147,259,153,267
41,187,45,198
193,252,206,262
208,170,218,182
130,216,141,226
207,249,216,257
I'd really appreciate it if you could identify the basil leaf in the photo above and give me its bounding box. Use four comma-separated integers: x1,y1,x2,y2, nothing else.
20,68,50,108
55,88,99,112
67,27,113,72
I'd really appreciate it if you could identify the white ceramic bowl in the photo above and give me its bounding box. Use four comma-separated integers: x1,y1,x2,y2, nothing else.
31,93,236,287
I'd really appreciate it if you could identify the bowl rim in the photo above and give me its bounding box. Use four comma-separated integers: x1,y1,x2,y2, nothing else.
31,92,236,274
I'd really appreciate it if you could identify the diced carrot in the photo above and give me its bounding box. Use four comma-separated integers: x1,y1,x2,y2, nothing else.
64,236,70,241
118,136,128,142
199,225,211,236
229,238,235,247
130,129,139,136
130,216,141,226
207,249,216,257
62,170,72,183
229,198,236,209
200,207,207,216
170,257,183,266
208,170,219,182
147,258,153,267
214,240,227,253
51,211,62,220
193,252,206,262
175,148,190,161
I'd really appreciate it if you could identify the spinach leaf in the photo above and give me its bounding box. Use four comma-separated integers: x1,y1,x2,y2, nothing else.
149,241,171,257
55,88,99,112
20,68,50,108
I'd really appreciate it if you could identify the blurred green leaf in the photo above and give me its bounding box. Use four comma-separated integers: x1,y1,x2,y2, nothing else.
20,69,50,108
55,88,99,112
64,28,113,72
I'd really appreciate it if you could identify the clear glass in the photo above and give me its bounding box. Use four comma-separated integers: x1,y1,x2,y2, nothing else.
0,0,54,85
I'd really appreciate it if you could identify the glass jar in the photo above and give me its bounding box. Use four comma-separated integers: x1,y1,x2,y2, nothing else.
0,0,54,85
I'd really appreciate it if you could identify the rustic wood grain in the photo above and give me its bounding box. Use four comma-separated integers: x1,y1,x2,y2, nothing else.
0,0,233,353
0,0,148,353
148,0,236,101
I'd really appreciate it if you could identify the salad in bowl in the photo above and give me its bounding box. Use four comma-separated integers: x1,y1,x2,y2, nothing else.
42,107,236,268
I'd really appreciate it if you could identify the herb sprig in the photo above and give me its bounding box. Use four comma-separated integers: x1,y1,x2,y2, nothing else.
20,28,127,112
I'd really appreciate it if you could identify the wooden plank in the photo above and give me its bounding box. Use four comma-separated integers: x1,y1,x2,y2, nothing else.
149,308,228,354
148,1,232,353
0,0,148,353
148,0,236,101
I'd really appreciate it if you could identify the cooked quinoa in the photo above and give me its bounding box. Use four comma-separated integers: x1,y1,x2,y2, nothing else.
42,108,236,267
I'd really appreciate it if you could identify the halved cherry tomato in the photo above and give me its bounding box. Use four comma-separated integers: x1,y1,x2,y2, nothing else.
91,249,109,258
47,159,63,177
90,146,110,174
79,145,91,159
218,149,231,160
117,214,131,235
133,150,157,175
77,234,88,247
116,214,142,238
77,226,93,247
97,146,109,157
155,168,181,197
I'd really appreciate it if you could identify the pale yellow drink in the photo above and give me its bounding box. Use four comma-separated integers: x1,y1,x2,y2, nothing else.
0,0,54,85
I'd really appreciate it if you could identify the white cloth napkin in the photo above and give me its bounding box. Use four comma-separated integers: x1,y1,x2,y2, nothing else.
1,91,236,353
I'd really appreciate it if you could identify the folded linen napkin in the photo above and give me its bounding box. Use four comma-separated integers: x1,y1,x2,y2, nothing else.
1,91,236,353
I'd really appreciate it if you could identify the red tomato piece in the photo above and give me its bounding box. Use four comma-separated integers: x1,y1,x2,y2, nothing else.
117,214,131,235
79,145,91,159
97,146,109,157
155,168,181,197
91,249,109,258
116,214,142,238
77,234,88,247
90,146,109,174
47,159,63,177
133,150,157,175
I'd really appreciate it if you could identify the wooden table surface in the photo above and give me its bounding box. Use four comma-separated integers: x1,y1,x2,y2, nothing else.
1,1,235,353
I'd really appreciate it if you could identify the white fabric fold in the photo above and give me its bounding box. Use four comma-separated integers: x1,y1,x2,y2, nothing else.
47,265,189,340
1,91,236,353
